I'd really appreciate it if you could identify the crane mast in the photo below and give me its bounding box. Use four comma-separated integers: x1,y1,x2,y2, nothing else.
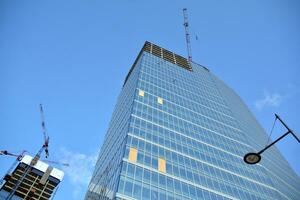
40,104,50,158
183,8,192,63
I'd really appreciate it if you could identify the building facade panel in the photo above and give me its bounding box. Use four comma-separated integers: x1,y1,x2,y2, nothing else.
85,52,144,199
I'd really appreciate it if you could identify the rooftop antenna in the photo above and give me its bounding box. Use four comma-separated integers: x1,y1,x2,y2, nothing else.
183,8,192,63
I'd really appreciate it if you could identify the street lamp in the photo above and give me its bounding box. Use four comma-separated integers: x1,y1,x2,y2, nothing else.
244,114,300,165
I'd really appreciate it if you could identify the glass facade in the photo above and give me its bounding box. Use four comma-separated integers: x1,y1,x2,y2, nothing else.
85,42,300,200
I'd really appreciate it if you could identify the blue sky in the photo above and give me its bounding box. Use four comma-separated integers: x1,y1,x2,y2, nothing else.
0,0,299,199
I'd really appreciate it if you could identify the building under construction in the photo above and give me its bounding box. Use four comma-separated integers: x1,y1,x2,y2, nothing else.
0,155,64,200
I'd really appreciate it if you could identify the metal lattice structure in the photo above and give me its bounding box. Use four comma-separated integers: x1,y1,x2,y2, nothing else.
183,8,192,63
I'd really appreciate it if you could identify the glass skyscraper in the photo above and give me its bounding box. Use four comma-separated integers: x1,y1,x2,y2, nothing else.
85,41,299,200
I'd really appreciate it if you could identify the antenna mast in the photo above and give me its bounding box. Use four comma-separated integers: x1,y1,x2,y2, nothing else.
183,8,192,63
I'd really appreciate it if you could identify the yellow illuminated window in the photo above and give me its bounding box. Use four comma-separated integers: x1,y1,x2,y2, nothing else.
128,147,138,163
138,90,144,97
157,97,163,104
158,158,166,173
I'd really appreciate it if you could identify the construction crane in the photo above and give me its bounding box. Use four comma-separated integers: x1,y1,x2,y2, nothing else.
40,104,50,158
0,150,69,167
0,150,27,186
5,104,51,200
183,8,192,63
43,160,69,167
0,150,26,161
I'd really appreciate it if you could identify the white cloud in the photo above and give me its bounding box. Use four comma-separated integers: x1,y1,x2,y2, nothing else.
255,91,284,110
59,147,98,199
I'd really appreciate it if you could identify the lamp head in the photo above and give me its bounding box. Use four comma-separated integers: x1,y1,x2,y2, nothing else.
244,152,261,164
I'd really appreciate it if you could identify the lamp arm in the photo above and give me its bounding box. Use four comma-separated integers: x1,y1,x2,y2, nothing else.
258,131,291,155
275,114,300,143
